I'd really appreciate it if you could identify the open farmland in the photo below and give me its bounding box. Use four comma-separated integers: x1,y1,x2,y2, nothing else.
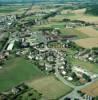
27,75,72,99
52,9,98,23
0,57,45,92
60,28,88,39
64,14,98,23
76,27,98,37
74,27,98,48
74,38,98,48
81,80,98,97
61,8,86,15
0,5,29,15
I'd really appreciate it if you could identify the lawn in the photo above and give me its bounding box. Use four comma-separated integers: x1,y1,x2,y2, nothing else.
27,75,72,99
0,57,45,92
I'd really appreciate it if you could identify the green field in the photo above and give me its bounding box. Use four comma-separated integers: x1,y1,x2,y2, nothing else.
60,28,88,39
0,5,29,15
27,75,72,99
0,57,45,92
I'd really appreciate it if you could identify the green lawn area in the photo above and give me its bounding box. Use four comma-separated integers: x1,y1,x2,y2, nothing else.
0,57,45,92
27,75,72,99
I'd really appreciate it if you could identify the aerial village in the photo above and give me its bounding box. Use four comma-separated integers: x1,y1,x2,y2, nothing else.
0,2,98,100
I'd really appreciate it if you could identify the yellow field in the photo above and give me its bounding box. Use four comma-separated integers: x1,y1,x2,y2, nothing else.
81,80,98,97
74,38,98,48
61,8,86,15
27,75,72,99
76,27,98,37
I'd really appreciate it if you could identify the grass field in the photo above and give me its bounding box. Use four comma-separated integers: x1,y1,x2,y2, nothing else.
81,80,98,97
0,57,45,92
0,5,29,15
27,75,72,99
60,28,88,39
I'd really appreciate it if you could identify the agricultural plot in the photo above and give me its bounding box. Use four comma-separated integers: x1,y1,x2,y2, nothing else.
74,38,98,48
58,8,98,23
27,75,72,99
0,57,45,92
76,27,98,37
60,28,88,39
81,80,98,97
0,5,29,15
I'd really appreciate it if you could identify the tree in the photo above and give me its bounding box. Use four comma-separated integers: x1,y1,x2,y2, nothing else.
71,72,79,81
83,74,91,82
95,96,98,100
63,18,70,22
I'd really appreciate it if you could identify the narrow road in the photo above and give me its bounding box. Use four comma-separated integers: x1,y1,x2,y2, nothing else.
54,49,76,88
52,49,98,100
60,74,98,100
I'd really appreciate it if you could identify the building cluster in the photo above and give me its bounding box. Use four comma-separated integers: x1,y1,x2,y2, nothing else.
72,66,97,82
0,15,16,29
75,49,98,63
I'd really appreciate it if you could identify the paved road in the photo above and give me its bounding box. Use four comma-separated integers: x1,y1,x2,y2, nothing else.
55,57,76,88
